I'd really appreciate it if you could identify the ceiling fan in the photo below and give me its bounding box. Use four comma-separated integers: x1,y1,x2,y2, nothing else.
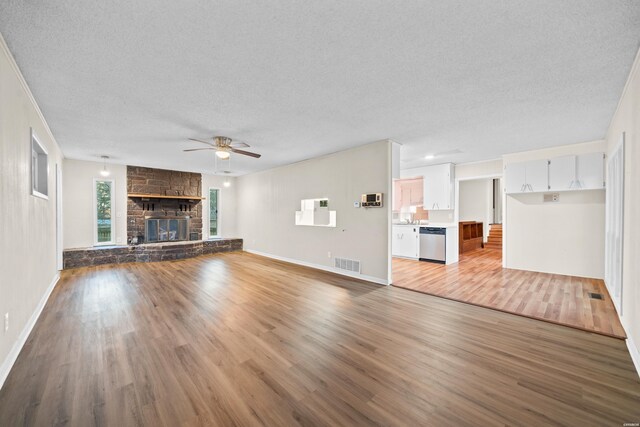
183,136,261,159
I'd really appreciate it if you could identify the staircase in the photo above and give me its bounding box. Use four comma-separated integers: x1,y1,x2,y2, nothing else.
485,224,502,250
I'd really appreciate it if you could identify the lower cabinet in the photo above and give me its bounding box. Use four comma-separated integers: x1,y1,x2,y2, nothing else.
392,226,419,258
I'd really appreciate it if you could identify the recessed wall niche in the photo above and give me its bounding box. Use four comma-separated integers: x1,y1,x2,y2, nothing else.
295,198,336,227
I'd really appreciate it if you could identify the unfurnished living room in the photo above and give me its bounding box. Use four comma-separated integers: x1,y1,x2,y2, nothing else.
1,1,640,426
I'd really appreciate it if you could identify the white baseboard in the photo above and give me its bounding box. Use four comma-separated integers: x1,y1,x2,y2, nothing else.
244,249,390,286
0,272,60,390
626,335,640,379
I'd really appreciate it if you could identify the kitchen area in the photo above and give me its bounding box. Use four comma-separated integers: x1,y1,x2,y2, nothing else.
392,163,459,266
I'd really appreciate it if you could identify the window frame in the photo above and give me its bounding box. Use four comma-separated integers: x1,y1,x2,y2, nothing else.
93,178,116,246
30,128,49,200
208,187,221,239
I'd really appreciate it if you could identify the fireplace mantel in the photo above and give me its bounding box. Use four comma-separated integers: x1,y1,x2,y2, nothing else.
128,193,205,201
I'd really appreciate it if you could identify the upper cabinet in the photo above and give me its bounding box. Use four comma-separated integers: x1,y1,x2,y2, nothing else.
505,159,548,193
576,152,605,190
549,153,605,191
423,163,454,210
507,152,605,194
392,178,424,212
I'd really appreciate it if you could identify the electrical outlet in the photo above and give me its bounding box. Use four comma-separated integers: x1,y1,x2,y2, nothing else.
4,313,8,332
327,251,331,258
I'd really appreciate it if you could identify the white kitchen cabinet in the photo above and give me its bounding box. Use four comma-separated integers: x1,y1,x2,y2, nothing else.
505,161,527,193
549,155,576,191
392,226,419,258
548,152,605,191
505,159,548,193
576,152,605,190
423,163,454,210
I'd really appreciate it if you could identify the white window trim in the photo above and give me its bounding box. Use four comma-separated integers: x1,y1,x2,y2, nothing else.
208,187,221,239
31,128,49,200
93,178,116,246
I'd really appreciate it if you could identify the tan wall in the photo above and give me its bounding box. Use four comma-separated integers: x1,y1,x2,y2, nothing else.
201,174,238,239
604,47,640,367
63,160,238,248
0,35,64,385
63,159,128,248
503,140,607,278
237,140,392,284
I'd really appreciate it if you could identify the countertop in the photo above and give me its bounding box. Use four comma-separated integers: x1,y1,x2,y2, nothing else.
392,223,457,228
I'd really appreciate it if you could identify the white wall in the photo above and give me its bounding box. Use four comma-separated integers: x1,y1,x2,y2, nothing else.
604,47,640,372
237,140,392,284
459,179,493,241
201,174,238,239
63,159,127,248
456,159,503,180
503,140,607,279
63,161,239,248
0,35,64,387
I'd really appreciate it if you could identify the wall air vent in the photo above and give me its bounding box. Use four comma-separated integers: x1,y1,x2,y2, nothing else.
334,257,361,273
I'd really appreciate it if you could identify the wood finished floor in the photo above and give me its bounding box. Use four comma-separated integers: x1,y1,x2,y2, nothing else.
1,251,639,426
393,249,627,339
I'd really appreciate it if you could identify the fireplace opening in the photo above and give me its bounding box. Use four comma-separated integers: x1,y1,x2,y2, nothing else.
145,216,190,243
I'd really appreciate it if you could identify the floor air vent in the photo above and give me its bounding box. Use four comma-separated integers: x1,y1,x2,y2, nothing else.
588,292,604,300
334,257,361,273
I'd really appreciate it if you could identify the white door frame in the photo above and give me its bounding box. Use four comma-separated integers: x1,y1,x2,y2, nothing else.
605,133,625,314
56,163,63,270
454,173,504,267
208,187,221,238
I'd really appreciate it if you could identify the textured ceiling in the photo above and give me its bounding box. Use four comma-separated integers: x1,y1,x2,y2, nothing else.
1,1,639,175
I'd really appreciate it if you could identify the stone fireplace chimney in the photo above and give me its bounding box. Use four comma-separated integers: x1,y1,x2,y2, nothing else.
127,166,203,243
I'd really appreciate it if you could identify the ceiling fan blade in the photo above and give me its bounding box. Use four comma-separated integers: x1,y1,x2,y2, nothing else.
229,141,250,148
183,147,215,152
188,138,215,147
230,148,261,158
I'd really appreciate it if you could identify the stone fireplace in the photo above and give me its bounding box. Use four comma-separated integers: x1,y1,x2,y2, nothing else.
127,166,203,243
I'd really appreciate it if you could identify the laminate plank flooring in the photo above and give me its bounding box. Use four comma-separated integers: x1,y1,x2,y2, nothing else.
392,248,627,339
1,251,638,426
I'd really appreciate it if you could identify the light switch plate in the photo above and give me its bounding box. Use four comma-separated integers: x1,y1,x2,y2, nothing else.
354,201,360,208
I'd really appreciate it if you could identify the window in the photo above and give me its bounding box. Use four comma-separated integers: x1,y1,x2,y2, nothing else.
31,129,48,199
209,188,220,238
94,179,115,245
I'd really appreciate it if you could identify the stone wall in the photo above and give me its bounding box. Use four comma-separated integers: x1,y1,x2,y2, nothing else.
63,239,243,269
127,166,203,242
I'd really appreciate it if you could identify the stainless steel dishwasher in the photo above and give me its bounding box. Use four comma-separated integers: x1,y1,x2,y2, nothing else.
419,227,446,263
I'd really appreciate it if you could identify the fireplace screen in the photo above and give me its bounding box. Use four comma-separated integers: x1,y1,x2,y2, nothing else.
145,216,190,242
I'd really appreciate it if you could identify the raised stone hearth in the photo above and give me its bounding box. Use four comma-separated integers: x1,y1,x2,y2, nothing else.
63,239,243,269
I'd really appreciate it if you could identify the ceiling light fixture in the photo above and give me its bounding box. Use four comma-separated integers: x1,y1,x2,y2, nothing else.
424,154,435,160
100,155,110,177
216,150,230,160
223,180,231,188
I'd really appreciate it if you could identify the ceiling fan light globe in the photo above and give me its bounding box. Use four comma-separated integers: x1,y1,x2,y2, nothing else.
216,151,230,160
